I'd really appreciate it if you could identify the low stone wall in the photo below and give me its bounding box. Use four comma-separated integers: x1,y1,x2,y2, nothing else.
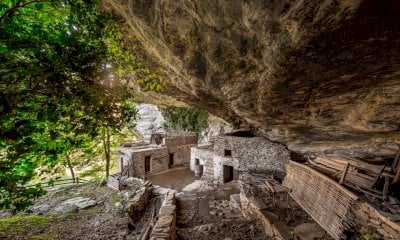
125,180,154,220
150,192,177,240
240,192,285,240
355,202,400,239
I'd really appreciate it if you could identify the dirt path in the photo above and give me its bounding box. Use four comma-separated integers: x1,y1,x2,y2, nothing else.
147,167,200,191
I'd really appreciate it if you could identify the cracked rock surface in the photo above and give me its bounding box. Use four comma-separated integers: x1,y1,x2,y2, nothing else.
102,0,400,159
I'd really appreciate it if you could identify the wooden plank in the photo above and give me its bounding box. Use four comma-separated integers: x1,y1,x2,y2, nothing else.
315,157,377,181
383,176,390,201
393,165,400,183
311,159,375,184
392,146,400,172
318,155,389,174
340,163,350,185
344,172,375,189
265,180,276,193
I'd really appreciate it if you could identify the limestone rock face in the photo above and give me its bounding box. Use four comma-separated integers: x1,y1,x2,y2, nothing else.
103,0,400,158
135,103,166,140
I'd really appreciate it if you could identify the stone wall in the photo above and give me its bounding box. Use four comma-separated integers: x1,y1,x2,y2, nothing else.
118,145,137,176
165,134,198,166
190,145,214,181
125,180,154,221
240,192,285,240
150,192,177,240
119,146,169,179
213,136,290,183
355,202,400,239
119,134,198,179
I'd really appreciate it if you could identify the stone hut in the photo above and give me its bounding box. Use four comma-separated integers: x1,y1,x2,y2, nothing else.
119,132,198,179
190,131,290,183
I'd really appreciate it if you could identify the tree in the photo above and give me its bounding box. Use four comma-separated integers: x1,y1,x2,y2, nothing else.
0,0,160,210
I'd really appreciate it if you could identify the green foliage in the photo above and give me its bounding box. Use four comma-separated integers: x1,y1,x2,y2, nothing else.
161,107,208,134
0,0,160,210
358,234,375,240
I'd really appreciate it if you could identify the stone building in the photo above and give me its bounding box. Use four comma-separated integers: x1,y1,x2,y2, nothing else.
119,132,198,179
190,131,290,183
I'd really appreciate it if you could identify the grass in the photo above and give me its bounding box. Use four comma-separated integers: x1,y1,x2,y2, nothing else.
358,234,375,240
0,214,56,239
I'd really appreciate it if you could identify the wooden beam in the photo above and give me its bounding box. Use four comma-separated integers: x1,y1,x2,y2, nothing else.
392,146,400,172
265,180,276,193
371,165,386,188
317,155,390,174
383,176,390,201
393,164,400,183
339,163,350,185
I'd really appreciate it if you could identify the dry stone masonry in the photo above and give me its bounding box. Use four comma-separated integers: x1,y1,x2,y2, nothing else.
119,133,197,179
190,132,290,184
355,202,400,239
150,192,177,240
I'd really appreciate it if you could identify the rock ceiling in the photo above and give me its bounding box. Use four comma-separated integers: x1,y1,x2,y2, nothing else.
102,0,400,159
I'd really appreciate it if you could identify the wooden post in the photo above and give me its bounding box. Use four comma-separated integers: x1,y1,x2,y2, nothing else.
339,163,350,185
383,176,390,201
76,177,79,184
393,166,400,183
391,146,400,172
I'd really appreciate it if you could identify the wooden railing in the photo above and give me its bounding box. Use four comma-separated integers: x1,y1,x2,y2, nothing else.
25,177,90,189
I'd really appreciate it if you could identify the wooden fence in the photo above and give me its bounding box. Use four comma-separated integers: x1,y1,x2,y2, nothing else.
283,161,358,240
25,177,90,189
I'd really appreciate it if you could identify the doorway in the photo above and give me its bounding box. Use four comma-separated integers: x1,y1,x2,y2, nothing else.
223,165,234,183
145,156,151,173
169,153,174,168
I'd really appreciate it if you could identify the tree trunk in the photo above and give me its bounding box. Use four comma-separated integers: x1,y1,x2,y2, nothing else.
65,153,76,183
102,126,111,179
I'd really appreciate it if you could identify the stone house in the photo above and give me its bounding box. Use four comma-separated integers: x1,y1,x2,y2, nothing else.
118,132,198,179
190,131,290,183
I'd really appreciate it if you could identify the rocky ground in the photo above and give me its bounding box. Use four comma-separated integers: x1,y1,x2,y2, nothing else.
0,169,338,240
0,183,127,240
175,182,267,240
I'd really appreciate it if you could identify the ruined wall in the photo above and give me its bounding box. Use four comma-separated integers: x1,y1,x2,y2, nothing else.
240,192,285,240
150,192,177,240
355,202,400,239
213,136,290,183
118,146,136,176
190,145,215,182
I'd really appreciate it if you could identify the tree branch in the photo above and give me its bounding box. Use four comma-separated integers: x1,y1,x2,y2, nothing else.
0,0,51,24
